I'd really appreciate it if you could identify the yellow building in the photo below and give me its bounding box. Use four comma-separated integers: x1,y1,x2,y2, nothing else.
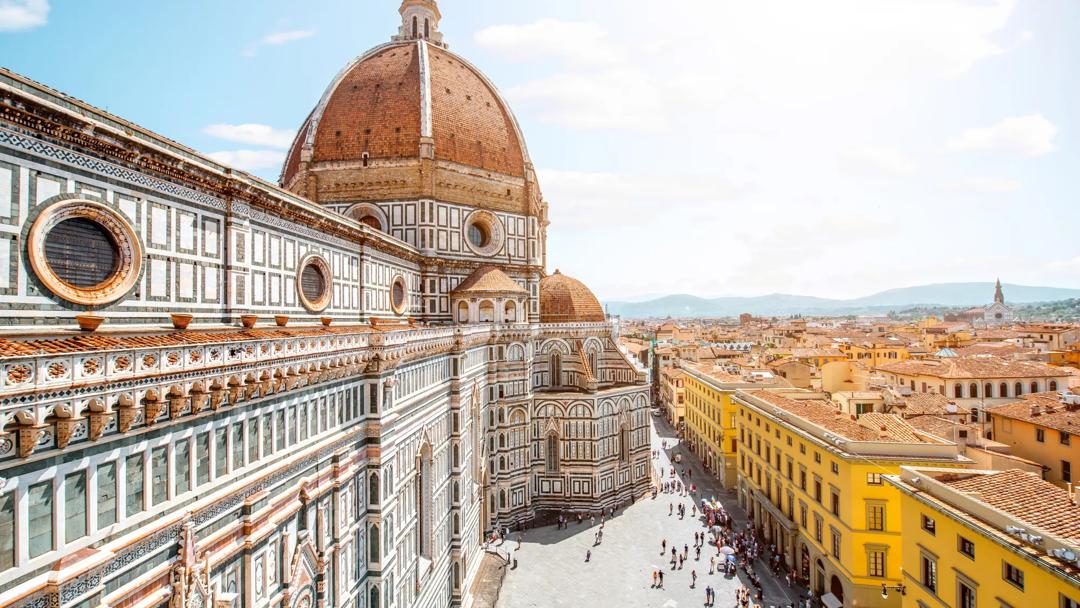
888,467,1080,608
875,358,1072,412
733,390,969,607
659,366,687,430
839,339,912,368
988,392,1079,489
681,363,789,488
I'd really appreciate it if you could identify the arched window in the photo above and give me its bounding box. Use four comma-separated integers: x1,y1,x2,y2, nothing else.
984,383,993,398
417,444,433,559
954,384,963,399
545,433,559,472
504,300,517,322
999,382,1009,398
412,16,418,38
589,352,598,376
424,18,430,38
456,301,469,323
479,300,494,322
499,490,506,508
619,426,630,462
369,524,380,562
550,354,562,387
1031,381,1039,394
369,472,379,505
1050,380,1058,391
968,383,978,398
1015,382,1023,396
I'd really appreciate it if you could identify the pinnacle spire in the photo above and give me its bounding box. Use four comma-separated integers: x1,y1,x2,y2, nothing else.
393,0,446,48
994,278,1004,304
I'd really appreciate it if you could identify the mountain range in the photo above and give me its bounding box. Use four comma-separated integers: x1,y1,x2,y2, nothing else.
604,282,1080,319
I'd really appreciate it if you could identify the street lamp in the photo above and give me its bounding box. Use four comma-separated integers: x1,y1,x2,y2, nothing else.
881,583,906,599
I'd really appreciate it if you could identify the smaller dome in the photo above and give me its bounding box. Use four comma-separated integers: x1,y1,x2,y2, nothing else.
540,270,605,323
451,265,527,296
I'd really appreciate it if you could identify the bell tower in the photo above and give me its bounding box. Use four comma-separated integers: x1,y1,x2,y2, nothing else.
392,0,446,48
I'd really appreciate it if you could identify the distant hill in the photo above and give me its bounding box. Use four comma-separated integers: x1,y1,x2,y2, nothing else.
604,283,1080,319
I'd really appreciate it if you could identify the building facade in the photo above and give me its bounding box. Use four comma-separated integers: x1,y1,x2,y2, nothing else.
0,4,651,608
733,390,969,608
988,392,1079,489
887,467,1080,608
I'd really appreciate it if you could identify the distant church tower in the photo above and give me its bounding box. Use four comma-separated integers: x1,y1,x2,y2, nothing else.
994,278,1005,304
392,0,446,47
983,278,1014,326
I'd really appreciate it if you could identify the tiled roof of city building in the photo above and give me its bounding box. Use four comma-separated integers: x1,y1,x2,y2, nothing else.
877,356,1068,379
938,469,1080,543
741,390,945,444
987,392,1080,436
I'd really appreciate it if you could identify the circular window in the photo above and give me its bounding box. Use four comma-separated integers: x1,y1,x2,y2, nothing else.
467,223,490,249
462,210,504,257
391,275,408,316
44,218,120,288
296,254,332,312
28,199,142,306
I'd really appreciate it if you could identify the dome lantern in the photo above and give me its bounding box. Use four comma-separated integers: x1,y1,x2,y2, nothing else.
393,0,445,48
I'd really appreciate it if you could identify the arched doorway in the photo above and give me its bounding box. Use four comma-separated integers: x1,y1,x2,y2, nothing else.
815,559,826,596
830,575,844,604
800,544,810,581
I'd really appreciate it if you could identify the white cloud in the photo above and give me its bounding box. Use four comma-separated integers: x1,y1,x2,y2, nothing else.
507,68,663,131
955,177,1022,193
0,0,48,32
838,147,919,177
474,19,621,66
947,114,1057,157
206,150,286,172
243,28,316,57
203,123,295,149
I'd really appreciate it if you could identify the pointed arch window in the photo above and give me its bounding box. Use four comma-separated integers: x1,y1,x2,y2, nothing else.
412,16,418,38
417,445,433,559
620,426,630,463
550,353,562,387
545,433,560,472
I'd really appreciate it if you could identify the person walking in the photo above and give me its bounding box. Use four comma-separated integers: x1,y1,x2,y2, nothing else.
658,570,664,588
585,549,591,562
661,539,667,555
690,569,697,588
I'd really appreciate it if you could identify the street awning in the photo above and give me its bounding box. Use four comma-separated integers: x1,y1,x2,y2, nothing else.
821,592,843,608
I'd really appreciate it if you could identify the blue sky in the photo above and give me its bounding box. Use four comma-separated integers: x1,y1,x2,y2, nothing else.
1,0,1077,301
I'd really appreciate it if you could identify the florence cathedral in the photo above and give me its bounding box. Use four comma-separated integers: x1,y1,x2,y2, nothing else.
0,2,651,608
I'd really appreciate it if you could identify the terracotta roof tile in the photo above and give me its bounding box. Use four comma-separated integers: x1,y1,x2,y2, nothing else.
937,469,1080,543
987,392,1080,436
877,357,1068,379
450,265,527,295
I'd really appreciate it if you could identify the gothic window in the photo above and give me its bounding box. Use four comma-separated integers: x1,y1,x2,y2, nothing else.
545,433,560,472
457,301,469,323
369,472,379,505
418,445,433,559
504,300,517,322
620,426,630,463
412,16,418,37
424,18,430,38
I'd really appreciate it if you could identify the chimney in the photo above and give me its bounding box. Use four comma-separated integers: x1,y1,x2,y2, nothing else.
1073,484,1080,507
1030,404,1041,416
879,425,889,439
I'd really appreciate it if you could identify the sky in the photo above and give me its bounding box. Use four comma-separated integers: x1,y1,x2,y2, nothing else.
1,0,1077,301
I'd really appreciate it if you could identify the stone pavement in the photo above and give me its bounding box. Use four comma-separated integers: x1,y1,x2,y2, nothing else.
495,415,810,608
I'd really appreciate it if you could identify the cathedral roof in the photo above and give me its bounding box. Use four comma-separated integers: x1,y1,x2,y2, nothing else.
451,265,527,296
280,40,529,185
540,270,605,323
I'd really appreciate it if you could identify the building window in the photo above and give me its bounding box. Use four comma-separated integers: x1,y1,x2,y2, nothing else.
831,461,839,474
831,530,841,558
126,453,145,516
175,440,191,496
97,462,117,529
814,515,823,542
63,472,87,543
197,432,211,485
831,491,840,517
958,580,976,608
922,514,936,535
1061,594,1080,608
296,254,332,312
28,481,53,558
867,549,886,577
1002,561,1024,589
1036,428,1045,442
390,275,408,315
1064,460,1072,484
0,492,13,571
800,503,808,529
151,447,168,506
232,424,244,470
866,473,882,485
1061,432,1072,446
546,434,560,472
921,554,937,593
867,504,884,531
958,535,975,559
814,479,822,503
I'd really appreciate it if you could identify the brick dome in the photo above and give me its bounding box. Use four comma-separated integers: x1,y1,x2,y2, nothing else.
280,39,532,208
540,270,605,323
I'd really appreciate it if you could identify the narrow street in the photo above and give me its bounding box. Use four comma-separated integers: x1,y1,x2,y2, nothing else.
496,413,810,607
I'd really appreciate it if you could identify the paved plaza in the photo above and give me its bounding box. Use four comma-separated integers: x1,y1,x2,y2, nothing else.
495,415,808,608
